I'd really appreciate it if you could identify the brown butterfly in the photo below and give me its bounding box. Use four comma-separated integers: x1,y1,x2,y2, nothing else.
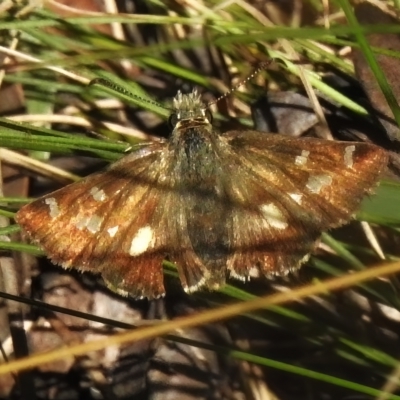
15,89,388,299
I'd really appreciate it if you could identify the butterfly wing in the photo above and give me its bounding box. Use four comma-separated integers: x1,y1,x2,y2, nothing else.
16,130,388,298
218,131,388,279
16,143,177,299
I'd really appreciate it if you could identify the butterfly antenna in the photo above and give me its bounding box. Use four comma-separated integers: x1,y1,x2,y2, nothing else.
207,61,271,108
89,78,167,110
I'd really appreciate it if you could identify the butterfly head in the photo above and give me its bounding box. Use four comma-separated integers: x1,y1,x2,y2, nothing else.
169,89,213,131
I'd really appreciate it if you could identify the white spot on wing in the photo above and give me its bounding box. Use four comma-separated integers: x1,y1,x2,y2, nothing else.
306,174,332,194
86,215,104,233
289,193,303,204
75,214,103,233
90,187,107,202
75,216,89,230
129,226,154,256
107,226,119,237
260,203,288,230
44,197,60,218
295,150,310,166
344,145,356,168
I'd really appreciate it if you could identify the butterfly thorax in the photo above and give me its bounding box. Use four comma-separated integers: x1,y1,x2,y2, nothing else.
169,90,222,188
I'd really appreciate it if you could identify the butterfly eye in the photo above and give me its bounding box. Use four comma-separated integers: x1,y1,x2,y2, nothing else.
168,113,179,129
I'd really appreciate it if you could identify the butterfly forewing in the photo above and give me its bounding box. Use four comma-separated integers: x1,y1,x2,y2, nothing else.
226,132,386,225
15,89,388,299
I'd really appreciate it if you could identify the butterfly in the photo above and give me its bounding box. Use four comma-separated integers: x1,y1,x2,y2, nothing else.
15,89,388,299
